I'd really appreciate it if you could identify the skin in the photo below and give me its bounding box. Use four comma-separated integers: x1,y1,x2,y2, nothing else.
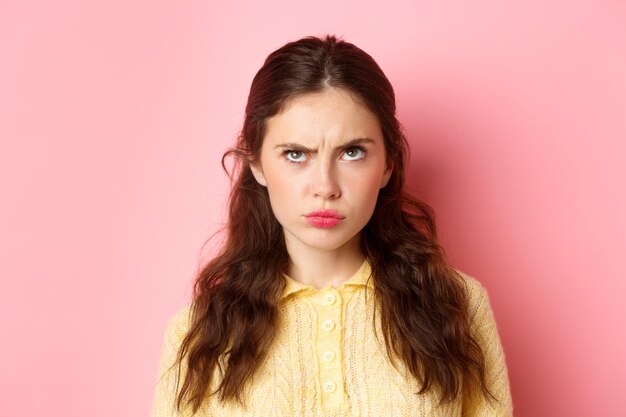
250,88,392,289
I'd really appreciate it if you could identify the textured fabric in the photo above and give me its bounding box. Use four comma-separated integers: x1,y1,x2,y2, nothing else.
151,259,513,416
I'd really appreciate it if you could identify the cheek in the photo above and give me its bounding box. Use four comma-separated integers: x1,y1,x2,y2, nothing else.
349,168,385,194
344,172,384,213
263,167,299,210
265,163,291,187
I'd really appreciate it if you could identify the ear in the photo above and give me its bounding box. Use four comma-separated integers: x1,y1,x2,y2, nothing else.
380,162,393,188
249,161,267,187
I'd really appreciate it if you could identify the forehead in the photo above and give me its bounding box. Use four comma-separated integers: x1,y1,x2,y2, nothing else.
263,88,383,145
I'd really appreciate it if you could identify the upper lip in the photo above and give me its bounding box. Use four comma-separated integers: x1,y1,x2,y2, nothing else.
305,209,345,218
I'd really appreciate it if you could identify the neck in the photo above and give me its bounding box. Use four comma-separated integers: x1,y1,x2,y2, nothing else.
284,232,365,289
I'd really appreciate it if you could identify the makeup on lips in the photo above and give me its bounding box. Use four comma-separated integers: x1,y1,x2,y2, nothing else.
304,209,345,228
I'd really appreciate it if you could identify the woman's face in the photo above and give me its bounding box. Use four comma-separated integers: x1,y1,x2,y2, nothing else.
250,88,392,256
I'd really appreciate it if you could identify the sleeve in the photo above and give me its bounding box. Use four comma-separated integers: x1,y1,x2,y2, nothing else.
461,275,514,417
150,305,192,417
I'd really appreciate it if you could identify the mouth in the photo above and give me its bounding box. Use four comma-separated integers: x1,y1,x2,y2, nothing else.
304,209,345,228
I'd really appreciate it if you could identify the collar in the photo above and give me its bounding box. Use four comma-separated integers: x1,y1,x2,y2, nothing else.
280,257,374,300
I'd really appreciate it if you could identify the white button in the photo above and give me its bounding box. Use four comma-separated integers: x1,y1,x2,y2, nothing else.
321,319,335,331
323,293,336,305
322,350,336,362
322,380,337,393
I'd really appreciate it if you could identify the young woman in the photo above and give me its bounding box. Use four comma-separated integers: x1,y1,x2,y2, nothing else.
151,35,513,417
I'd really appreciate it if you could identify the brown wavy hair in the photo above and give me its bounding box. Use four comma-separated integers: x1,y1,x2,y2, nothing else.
171,34,498,413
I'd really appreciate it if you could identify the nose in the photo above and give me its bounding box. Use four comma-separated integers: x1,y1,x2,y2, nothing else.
312,160,341,199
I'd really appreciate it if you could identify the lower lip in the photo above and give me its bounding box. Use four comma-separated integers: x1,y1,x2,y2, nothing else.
305,216,343,228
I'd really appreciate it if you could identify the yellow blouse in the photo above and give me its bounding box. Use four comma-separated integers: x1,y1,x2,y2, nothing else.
151,259,513,416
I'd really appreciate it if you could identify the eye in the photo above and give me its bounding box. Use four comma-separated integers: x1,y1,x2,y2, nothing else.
342,146,366,161
284,150,307,163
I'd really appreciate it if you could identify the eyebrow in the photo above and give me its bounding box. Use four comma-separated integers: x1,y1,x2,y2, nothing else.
273,137,376,152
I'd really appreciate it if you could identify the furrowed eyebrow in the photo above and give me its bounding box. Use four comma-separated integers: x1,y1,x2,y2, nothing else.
273,137,376,152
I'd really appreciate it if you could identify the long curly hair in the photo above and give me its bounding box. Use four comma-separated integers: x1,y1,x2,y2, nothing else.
171,34,498,413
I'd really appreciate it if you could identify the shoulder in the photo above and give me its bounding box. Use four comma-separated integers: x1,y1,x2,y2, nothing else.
163,303,193,345
453,269,491,323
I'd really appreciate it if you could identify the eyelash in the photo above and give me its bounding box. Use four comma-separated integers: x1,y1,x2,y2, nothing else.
282,146,367,164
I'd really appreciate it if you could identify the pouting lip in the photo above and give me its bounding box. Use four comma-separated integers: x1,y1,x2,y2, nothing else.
304,209,345,219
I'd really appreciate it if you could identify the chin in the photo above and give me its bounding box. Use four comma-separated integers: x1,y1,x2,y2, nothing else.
299,232,359,252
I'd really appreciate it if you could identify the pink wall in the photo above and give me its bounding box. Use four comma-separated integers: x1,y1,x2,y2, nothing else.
1,1,624,416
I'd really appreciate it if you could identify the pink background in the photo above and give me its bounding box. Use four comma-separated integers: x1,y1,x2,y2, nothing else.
1,1,624,416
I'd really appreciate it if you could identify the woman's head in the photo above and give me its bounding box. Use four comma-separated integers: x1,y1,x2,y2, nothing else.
230,34,410,232
250,87,392,256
